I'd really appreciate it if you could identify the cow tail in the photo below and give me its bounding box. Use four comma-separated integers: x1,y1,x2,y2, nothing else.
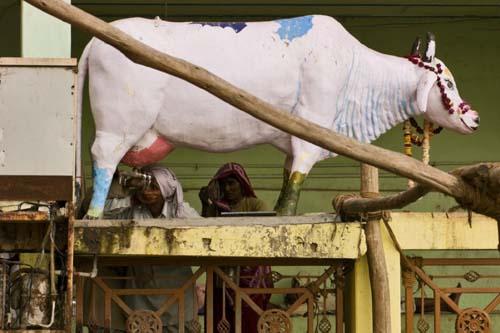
75,40,92,204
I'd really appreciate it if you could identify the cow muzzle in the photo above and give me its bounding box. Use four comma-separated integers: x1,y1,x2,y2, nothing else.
460,110,479,132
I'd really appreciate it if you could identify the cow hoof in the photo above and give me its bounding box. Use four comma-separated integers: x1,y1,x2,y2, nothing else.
83,207,103,220
275,203,297,216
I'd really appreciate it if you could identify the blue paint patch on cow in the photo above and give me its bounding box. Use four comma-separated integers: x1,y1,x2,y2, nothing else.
395,82,407,121
88,164,113,217
361,88,372,142
334,51,356,132
194,22,247,33
400,100,409,119
366,88,375,141
382,86,392,132
408,99,417,115
369,88,378,140
275,16,313,42
371,91,379,138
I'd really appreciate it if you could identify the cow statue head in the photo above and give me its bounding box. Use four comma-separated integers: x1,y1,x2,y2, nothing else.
411,33,480,134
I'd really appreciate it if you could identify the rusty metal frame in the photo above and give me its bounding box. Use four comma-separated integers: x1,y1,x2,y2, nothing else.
0,261,6,330
0,176,73,201
75,263,349,333
403,257,500,333
0,207,74,332
65,203,76,333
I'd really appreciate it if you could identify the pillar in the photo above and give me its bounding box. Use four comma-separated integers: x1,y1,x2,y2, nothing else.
345,223,401,332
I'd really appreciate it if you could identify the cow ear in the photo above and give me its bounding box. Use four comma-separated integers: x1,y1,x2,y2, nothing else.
416,71,437,112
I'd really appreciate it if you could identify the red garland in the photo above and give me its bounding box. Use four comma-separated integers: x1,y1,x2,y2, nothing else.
406,55,471,116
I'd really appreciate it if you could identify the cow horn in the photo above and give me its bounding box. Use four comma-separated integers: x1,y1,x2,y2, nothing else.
423,32,435,63
410,36,421,57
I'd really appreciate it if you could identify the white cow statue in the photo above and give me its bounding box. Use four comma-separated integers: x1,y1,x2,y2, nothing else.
78,15,479,218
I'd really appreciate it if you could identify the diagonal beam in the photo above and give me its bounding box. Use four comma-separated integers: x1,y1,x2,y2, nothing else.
155,265,206,316
93,277,132,316
213,266,264,316
484,293,500,313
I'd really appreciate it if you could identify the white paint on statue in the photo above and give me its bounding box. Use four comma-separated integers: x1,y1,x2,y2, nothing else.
78,15,479,217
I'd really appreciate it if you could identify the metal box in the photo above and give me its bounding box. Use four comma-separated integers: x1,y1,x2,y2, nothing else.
0,58,77,201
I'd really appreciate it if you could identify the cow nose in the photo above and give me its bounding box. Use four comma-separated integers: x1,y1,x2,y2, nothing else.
475,116,480,124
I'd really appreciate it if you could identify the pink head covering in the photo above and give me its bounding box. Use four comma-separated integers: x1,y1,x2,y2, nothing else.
212,162,256,197
209,162,256,212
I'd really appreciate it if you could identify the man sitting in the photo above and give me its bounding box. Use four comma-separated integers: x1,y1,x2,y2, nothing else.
82,165,199,332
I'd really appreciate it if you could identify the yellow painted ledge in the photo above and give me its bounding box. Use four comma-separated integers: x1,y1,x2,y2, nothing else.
74,212,498,259
389,212,498,250
74,214,366,259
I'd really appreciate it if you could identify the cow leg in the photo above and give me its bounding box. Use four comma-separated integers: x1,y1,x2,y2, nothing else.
275,170,306,216
274,155,293,211
85,130,145,218
276,142,321,216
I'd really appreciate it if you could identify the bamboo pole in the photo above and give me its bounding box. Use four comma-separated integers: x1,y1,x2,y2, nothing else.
25,0,469,200
361,164,391,333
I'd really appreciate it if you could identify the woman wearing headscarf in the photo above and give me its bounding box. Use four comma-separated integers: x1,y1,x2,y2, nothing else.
200,162,274,333
84,165,199,332
104,164,197,220
124,165,199,332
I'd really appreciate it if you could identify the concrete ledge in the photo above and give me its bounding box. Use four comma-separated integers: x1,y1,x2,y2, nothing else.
74,214,367,259
3,212,496,255
73,212,499,258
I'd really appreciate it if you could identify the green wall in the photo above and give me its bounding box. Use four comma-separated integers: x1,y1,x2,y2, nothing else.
71,1,500,214
0,0,20,56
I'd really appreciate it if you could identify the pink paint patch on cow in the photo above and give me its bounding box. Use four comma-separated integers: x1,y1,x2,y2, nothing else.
121,136,174,167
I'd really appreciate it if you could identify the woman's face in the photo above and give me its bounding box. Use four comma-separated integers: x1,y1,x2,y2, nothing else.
221,176,243,204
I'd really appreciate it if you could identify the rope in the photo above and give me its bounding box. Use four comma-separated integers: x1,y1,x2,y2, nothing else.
381,217,425,275
332,194,362,221
360,191,380,199
333,193,391,223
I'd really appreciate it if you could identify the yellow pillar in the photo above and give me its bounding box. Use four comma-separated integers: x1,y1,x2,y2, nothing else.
346,222,401,332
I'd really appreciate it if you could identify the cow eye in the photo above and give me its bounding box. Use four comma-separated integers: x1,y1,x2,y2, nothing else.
445,79,454,89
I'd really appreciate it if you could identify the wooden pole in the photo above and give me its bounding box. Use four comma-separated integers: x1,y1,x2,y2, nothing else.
360,164,391,333
206,266,214,333
339,163,500,221
65,203,75,332
335,265,345,333
338,184,430,214
24,0,470,199
403,269,415,333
